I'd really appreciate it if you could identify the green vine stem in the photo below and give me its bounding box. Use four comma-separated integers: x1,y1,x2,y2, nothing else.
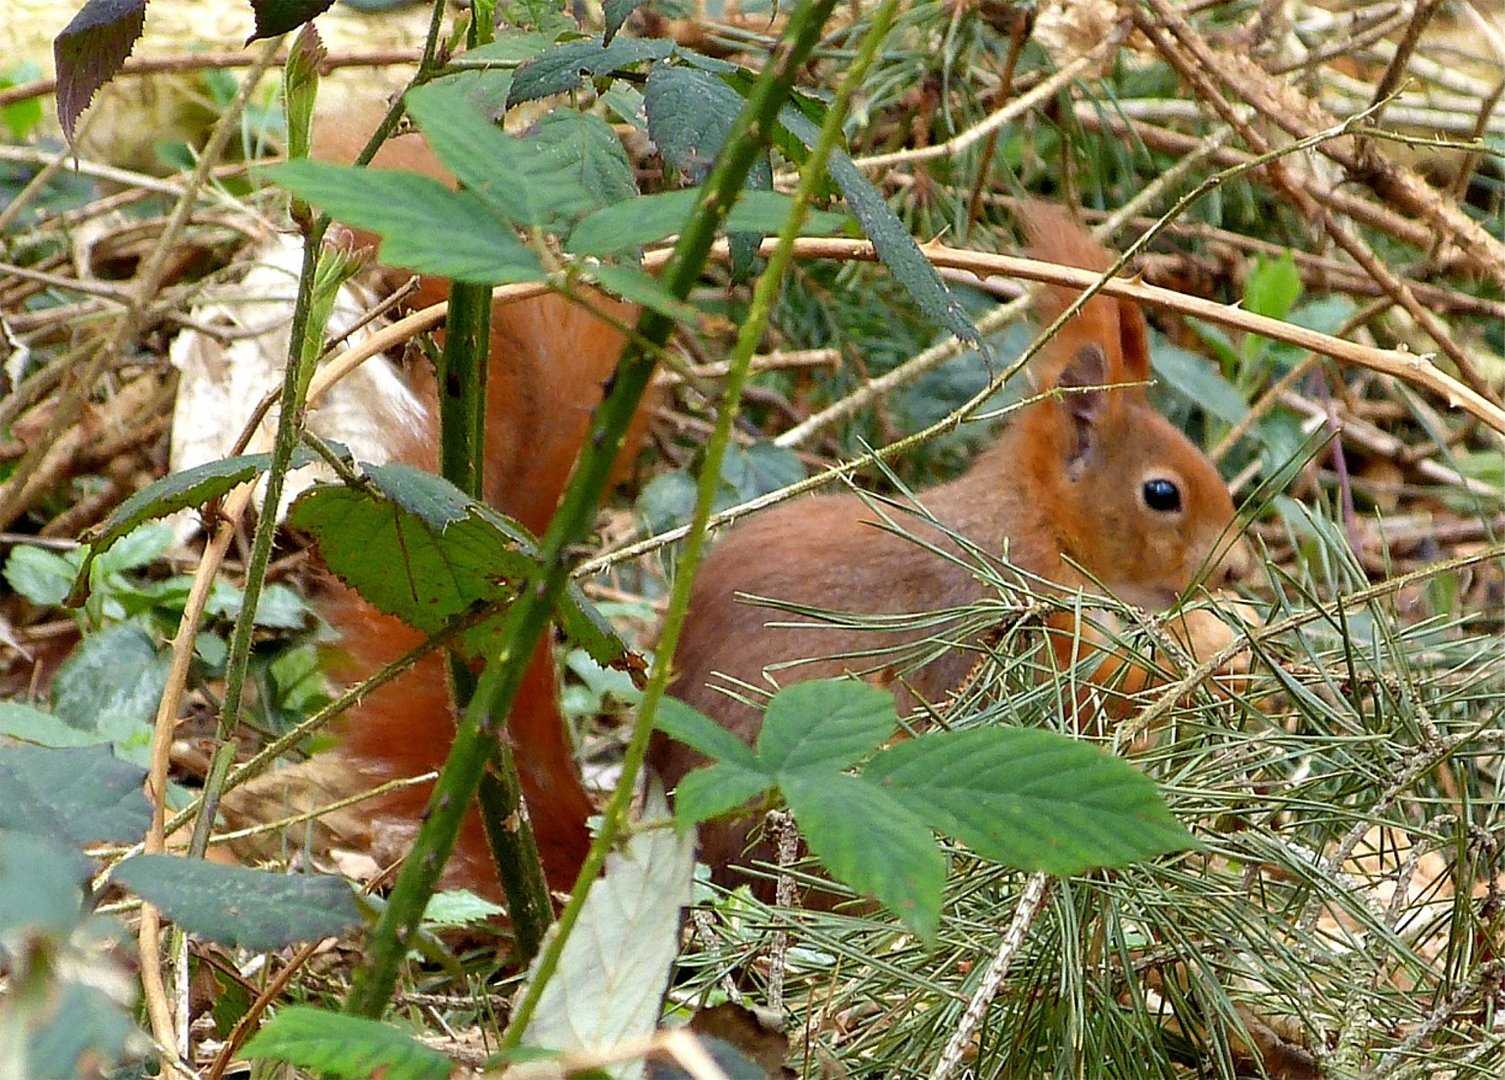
498,0,876,1047
346,0,841,1020
435,279,553,955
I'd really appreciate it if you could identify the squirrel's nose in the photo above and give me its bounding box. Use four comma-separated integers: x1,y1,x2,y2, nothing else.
1209,534,1255,589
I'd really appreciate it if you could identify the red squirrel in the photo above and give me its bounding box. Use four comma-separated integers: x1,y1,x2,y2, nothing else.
651,204,1246,884
301,108,650,895
298,109,1242,901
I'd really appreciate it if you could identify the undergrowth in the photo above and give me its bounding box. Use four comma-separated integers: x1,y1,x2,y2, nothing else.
0,0,1502,1076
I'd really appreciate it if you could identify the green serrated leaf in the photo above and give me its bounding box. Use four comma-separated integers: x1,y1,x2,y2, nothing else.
363,461,474,529
286,477,534,642
94,521,173,575
263,160,545,285
864,727,1199,875
635,469,697,535
722,443,806,503
757,679,896,775
645,65,766,186
496,0,574,36
527,111,639,217
113,856,359,950
641,64,773,278
0,744,151,846
782,772,943,939
777,106,979,346
460,29,556,66
85,452,305,559
291,465,629,664
404,82,554,227
603,0,645,44
0,701,108,749
601,81,647,130
557,580,637,673
242,1006,449,1080
507,35,672,108
672,762,774,826
566,187,850,256
422,889,506,928
655,697,763,770
588,263,702,323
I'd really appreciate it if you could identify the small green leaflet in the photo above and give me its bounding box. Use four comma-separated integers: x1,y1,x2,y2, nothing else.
243,1006,449,1080
864,727,1200,875
264,161,546,285
288,464,635,671
656,680,1198,940
776,105,979,347
71,449,318,604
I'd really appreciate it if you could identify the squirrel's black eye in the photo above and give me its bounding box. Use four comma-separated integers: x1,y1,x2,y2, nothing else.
1142,478,1182,513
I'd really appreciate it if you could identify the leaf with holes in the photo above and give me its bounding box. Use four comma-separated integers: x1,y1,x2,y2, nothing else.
588,264,701,323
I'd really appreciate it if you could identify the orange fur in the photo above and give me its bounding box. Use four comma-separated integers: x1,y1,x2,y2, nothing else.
311,107,651,897
655,206,1244,892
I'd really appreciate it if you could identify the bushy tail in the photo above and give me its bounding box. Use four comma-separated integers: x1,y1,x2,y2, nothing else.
331,293,641,896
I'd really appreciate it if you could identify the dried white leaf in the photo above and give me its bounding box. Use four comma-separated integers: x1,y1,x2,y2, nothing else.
522,787,695,1080
166,234,426,541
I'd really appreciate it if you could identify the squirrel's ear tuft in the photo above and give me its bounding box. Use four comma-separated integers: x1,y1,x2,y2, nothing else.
1017,201,1130,388
1117,297,1150,383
